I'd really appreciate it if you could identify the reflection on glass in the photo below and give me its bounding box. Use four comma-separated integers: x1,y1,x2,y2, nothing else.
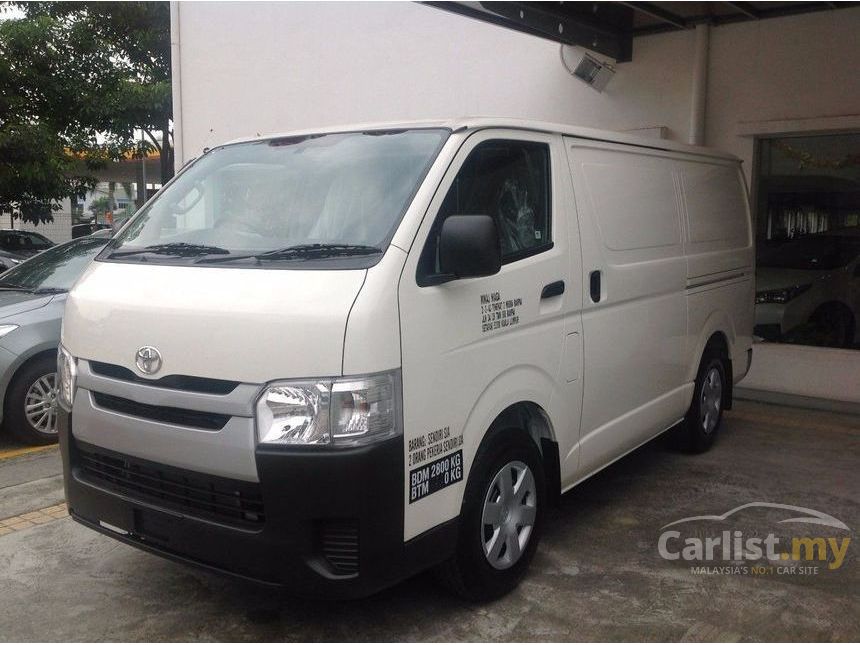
0,238,107,293
106,129,449,267
755,134,860,349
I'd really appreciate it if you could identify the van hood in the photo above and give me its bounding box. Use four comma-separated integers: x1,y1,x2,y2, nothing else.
755,267,828,292
63,261,367,383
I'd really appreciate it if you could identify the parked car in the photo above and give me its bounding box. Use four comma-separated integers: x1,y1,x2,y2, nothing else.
0,235,109,444
72,222,113,239
58,119,753,599
0,229,55,257
0,249,26,272
755,228,860,348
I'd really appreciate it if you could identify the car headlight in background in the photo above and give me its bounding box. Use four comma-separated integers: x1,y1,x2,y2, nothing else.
57,345,77,412
755,284,812,304
0,324,19,339
256,371,400,447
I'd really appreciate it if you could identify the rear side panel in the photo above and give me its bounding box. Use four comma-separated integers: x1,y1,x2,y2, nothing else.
680,161,755,383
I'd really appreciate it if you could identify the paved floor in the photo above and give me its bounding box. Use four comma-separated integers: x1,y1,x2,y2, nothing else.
0,400,857,641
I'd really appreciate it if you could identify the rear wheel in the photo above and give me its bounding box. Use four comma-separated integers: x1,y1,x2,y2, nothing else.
4,354,60,445
435,429,545,600
676,353,726,453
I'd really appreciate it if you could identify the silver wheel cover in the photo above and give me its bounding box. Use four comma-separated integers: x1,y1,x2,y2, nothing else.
700,366,723,434
481,460,537,570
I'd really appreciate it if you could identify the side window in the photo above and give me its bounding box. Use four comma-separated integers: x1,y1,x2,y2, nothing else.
418,139,552,279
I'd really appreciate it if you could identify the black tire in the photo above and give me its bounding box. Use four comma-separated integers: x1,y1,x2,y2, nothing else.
435,428,546,601
676,352,726,453
3,354,59,446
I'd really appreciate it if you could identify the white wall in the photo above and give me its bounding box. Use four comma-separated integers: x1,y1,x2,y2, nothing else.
174,2,860,183
706,8,860,179
174,2,693,155
16,211,72,243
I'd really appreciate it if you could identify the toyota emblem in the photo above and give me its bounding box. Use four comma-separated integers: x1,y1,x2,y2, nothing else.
135,346,162,375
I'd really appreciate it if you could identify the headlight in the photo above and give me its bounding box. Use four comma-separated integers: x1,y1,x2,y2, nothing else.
0,324,19,339
256,382,330,445
256,371,400,447
755,284,812,304
57,345,77,412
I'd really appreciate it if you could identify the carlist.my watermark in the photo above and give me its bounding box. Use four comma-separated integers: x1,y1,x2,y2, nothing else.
657,502,851,575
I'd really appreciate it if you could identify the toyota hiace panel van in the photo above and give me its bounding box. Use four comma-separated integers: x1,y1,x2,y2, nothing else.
58,119,754,599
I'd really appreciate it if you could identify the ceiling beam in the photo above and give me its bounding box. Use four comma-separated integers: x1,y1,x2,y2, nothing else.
423,2,634,61
723,1,761,19
619,2,688,29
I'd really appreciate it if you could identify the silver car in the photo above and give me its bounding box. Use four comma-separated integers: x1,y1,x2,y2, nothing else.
0,234,109,444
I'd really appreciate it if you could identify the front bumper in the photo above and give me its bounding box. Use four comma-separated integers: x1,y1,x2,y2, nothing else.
59,411,455,598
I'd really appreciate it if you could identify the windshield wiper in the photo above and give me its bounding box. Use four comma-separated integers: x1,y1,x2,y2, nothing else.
0,282,29,290
195,243,383,265
257,243,383,259
108,243,232,259
33,287,67,295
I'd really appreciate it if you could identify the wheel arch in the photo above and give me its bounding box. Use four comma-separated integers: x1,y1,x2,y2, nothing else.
0,344,58,422
692,329,734,411
810,300,856,337
459,366,562,510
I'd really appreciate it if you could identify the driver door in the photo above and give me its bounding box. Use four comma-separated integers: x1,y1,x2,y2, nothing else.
398,130,583,540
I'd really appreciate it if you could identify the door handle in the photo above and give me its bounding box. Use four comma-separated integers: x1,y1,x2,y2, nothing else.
589,270,602,303
541,280,565,299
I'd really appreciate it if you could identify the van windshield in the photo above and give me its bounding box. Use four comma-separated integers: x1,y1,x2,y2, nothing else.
102,129,449,268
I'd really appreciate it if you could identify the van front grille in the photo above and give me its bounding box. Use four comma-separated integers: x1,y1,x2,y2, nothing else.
92,391,230,430
89,361,240,395
74,443,265,528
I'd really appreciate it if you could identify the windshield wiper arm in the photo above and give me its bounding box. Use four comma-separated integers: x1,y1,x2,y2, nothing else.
256,243,383,259
109,243,232,258
195,244,383,265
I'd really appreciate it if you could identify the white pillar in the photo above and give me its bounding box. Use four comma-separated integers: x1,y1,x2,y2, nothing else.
170,1,184,170
688,23,710,146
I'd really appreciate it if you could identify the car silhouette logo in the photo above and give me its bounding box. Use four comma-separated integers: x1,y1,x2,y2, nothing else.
135,346,162,375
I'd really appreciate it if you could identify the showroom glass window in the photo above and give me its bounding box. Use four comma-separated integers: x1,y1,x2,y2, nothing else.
754,134,860,349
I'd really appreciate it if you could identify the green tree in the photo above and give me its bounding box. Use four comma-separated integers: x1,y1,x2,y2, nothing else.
0,2,171,224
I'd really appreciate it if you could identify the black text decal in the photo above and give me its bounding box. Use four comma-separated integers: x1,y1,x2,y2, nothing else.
409,450,464,503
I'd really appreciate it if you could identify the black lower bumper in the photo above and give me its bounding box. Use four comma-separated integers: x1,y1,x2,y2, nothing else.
59,411,456,598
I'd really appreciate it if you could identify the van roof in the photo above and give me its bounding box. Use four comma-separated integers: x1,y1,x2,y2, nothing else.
222,117,740,162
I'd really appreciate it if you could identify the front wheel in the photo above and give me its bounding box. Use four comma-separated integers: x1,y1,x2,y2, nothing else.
435,429,545,600
4,354,60,445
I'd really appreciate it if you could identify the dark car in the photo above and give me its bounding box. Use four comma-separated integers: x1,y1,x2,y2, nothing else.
0,249,26,272
0,235,108,444
0,229,55,257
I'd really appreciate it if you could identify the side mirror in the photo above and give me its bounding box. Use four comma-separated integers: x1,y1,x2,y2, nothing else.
437,215,501,283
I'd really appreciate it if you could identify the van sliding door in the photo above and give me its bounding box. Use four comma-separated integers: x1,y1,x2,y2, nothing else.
564,139,688,476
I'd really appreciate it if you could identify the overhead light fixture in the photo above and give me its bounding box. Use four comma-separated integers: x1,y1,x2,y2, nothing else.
560,46,615,92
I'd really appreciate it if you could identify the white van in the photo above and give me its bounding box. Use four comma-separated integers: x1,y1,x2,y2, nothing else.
58,119,754,599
